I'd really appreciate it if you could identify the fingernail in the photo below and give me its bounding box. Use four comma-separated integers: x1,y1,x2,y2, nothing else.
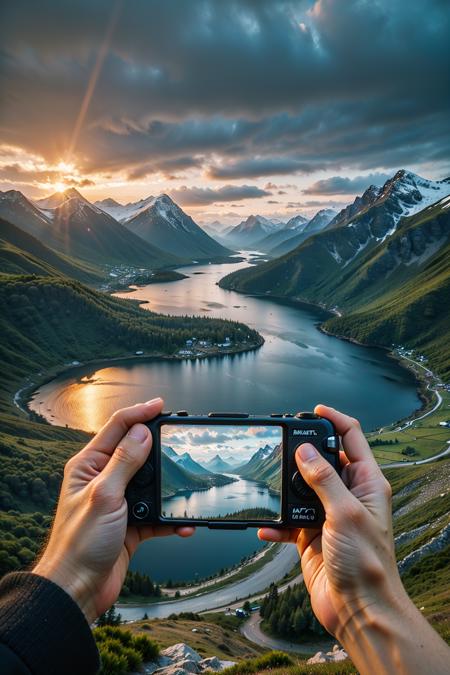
297,444,317,462
128,424,148,442
145,397,163,406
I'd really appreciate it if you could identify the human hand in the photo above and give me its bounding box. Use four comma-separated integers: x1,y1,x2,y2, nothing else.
33,398,195,623
258,404,404,639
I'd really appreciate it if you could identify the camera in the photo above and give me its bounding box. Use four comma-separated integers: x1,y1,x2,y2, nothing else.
126,411,340,529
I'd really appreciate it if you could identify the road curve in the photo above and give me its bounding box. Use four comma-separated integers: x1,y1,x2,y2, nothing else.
118,543,299,621
240,612,334,655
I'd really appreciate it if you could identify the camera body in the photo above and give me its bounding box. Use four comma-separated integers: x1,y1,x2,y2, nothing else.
126,411,339,529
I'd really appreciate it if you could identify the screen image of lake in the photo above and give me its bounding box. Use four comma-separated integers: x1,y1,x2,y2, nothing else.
160,423,282,521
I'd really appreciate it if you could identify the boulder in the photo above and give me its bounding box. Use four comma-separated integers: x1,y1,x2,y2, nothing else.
161,643,202,664
307,645,348,664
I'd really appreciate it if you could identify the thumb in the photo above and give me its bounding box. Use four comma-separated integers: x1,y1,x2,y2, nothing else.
98,423,152,495
295,443,350,514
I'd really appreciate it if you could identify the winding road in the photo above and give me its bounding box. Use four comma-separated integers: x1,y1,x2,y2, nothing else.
240,612,335,655
118,543,299,621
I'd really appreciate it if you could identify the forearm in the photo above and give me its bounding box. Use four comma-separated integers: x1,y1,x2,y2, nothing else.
337,586,450,675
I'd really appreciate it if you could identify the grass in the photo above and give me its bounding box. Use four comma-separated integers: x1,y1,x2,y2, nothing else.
368,389,450,462
126,615,265,661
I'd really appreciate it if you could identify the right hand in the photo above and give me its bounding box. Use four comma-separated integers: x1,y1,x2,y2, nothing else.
258,404,403,638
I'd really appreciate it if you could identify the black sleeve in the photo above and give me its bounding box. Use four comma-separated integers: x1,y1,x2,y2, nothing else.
0,572,100,675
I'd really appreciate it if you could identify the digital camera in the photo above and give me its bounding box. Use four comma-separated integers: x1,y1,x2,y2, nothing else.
126,411,340,529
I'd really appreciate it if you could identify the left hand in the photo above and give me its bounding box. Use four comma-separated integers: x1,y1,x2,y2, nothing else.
33,398,195,623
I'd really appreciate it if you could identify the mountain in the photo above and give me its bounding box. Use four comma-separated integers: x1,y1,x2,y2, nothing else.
162,445,179,460
269,208,337,257
204,454,234,473
237,443,282,492
224,215,282,249
173,452,211,475
326,170,450,232
160,453,234,499
1,188,181,269
219,171,450,378
94,195,156,223
99,193,233,261
0,190,55,241
252,214,309,253
0,217,102,284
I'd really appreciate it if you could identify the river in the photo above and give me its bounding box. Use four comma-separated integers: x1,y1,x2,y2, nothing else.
29,253,420,582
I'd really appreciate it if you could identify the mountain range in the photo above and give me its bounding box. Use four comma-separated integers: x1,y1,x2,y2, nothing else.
219,170,450,378
95,193,232,261
0,188,234,271
203,453,235,473
160,450,235,499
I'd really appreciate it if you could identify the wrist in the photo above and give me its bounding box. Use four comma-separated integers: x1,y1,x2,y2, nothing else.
33,558,97,624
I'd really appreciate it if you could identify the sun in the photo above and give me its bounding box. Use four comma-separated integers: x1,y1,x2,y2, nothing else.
51,181,68,193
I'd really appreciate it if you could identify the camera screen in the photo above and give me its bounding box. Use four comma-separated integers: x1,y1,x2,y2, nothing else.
160,424,283,521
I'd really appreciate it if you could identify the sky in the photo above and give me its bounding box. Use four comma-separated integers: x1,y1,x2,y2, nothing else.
0,0,449,223
161,424,282,463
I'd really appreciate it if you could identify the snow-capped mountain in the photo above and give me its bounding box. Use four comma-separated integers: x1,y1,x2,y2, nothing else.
204,454,234,473
224,215,283,248
1,187,180,268
283,214,309,231
173,452,211,475
106,193,232,260
328,170,450,235
0,190,54,241
269,208,338,257
94,196,156,223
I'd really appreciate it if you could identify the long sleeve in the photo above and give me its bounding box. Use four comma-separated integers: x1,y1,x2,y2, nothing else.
0,572,100,675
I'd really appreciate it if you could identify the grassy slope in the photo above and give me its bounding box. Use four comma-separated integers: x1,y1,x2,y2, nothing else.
0,217,104,284
127,614,264,661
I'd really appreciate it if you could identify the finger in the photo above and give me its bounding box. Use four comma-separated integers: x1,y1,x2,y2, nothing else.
125,525,196,558
258,528,300,544
315,404,377,467
131,525,196,543
85,398,163,457
93,423,152,497
295,443,359,515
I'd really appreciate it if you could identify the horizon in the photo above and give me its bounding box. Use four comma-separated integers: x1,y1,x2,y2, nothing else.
1,1,449,223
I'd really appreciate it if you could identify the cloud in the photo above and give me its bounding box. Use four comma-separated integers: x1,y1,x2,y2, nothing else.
168,184,270,206
206,158,319,179
303,173,391,195
0,0,448,186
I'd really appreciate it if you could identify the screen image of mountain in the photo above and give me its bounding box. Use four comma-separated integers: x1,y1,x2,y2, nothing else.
160,424,283,520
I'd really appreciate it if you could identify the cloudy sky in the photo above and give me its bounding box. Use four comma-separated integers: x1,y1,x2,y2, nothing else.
1,0,449,222
162,424,282,463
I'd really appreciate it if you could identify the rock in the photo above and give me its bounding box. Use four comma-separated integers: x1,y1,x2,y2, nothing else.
161,643,202,664
307,647,348,664
199,656,221,671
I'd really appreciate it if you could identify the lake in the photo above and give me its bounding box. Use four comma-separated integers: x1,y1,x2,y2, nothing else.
29,254,421,581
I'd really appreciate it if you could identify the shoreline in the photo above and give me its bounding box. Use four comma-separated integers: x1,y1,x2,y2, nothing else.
14,337,264,422
220,286,435,428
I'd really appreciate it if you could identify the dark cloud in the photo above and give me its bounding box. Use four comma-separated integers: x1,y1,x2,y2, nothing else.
0,0,448,180
206,158,319,179
303,172,391,195
169,184,271,206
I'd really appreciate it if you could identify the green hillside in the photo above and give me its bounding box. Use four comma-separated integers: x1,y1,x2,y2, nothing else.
220,202,450,378
238,444,282,493
0,217,103,284
0,273,261,411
